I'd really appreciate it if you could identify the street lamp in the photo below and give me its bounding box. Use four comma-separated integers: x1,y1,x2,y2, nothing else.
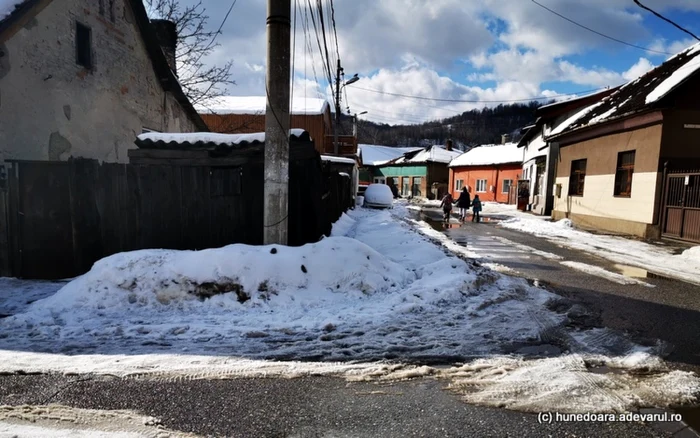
353,111,367,137
334,60,360,155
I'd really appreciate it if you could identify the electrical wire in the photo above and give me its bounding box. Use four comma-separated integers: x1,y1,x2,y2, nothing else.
530,0,671,55
633,0,700,42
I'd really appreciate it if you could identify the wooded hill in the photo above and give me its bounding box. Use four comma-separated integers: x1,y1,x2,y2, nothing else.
341,101,547,149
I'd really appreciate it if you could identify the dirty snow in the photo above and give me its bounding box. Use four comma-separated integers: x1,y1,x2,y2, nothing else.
0,405,196,438
0,278,66,317
501,217,700,284
0,208,698,415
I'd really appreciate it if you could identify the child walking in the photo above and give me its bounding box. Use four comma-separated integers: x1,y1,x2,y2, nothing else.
471,195,482,223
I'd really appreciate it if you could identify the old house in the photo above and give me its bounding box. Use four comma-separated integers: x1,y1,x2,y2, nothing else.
448,142,523,203
517,88,616,215
376,143,461,199
357,144,422,185
0,0,207,164
198,96,356,156
545,42,700,242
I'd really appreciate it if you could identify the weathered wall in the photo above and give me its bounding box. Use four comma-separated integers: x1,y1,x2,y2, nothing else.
552,124,662,228
449,164,521,203
0,0,197,163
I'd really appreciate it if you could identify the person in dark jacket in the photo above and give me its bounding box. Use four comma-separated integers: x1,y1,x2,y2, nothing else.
440,192,454,221
471,195,482,223
387,179,400,199
454,187,471,221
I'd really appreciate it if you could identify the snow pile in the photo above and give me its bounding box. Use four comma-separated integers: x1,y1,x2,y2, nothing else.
449,143,523,167
501,217,700,284
443,353,700,413
560,261,654,287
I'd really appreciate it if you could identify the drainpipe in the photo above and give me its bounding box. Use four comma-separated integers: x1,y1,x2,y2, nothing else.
495,166,500,202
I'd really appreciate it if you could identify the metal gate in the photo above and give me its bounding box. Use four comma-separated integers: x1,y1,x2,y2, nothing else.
662,171,700,242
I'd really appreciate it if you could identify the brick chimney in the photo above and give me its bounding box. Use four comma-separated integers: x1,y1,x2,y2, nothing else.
151,19,178,76
501,133,511,144
445,139,453,151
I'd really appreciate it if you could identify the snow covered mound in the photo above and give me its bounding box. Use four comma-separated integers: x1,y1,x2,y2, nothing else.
27,236,412,311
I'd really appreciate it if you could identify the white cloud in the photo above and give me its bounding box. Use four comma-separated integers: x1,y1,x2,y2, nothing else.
622,58,655,81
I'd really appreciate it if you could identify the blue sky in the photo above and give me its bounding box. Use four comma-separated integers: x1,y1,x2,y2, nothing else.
186,0,700,125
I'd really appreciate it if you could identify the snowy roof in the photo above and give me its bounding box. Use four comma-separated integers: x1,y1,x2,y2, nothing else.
135,129,309,149
358,144,422,166
197,96,330,116
384,145,462,166
449,143,523,167
321,155,356,165
549,42,700,139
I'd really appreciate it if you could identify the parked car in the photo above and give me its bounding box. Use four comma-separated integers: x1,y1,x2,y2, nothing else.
363,183,394,209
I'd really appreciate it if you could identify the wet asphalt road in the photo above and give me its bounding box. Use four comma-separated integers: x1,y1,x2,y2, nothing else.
419,207,700,374
0,374,685,437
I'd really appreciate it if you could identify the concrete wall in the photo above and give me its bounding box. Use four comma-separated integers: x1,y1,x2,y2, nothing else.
0,0,197,163
450,164,521,203
552,124,663,237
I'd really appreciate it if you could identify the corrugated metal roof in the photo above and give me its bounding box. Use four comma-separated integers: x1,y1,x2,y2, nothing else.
135,129,311,150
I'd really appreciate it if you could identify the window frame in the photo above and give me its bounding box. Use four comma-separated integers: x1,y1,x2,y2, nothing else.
476,179,487,193
568,159,587,197
613,150,636,198
502,179,513,194
455,179,464,191
412,177,422,197
76,21,93,69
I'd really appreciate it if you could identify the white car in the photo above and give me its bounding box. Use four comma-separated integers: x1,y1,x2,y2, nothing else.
363,183,394,209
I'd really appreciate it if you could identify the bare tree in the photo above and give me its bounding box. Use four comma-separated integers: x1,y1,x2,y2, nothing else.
145,0,235,105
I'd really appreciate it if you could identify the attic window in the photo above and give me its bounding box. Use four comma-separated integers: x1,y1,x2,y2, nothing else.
76,22,92,69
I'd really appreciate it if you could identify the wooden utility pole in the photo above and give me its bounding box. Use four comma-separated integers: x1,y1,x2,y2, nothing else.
263,0,291,245
334,59,341,155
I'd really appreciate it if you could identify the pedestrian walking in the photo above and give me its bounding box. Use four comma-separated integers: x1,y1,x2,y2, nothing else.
471,195,482,223
454,187,471,221
440,192,454,221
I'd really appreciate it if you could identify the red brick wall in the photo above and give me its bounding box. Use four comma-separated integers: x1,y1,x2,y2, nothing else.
449,164,521,203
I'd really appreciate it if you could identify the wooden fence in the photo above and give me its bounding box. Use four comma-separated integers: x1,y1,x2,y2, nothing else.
0,146,352,279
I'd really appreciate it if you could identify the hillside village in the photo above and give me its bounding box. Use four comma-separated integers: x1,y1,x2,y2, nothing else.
1,0,700,436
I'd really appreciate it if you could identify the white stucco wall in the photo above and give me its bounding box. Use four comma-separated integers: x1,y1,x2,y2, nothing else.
0,0,197,163
553,172,659,224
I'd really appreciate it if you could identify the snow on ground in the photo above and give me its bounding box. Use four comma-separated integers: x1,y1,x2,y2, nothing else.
561,261,654,287
0,277,66,316
501,217,700,284
0,405,197,438
0,207,698,414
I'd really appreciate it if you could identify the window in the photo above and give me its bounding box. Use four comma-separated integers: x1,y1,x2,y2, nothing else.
412,177,422,197
568,159,587,196
389,177,399,186
476,179,487,193
402,178,410,197
502,179,513,194
614,150,635,197
455,179,464,191
76,22,92,69
373,177,385,184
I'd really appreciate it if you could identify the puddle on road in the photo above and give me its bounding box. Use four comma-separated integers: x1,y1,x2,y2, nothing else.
612,264,677,282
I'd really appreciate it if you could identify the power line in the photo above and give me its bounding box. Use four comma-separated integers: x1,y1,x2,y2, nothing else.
530,0,671,55
633,0,700,42
347,84,615,103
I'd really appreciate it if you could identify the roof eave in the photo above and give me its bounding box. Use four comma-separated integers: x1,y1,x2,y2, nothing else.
0,0,52,43
546,109,663,145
